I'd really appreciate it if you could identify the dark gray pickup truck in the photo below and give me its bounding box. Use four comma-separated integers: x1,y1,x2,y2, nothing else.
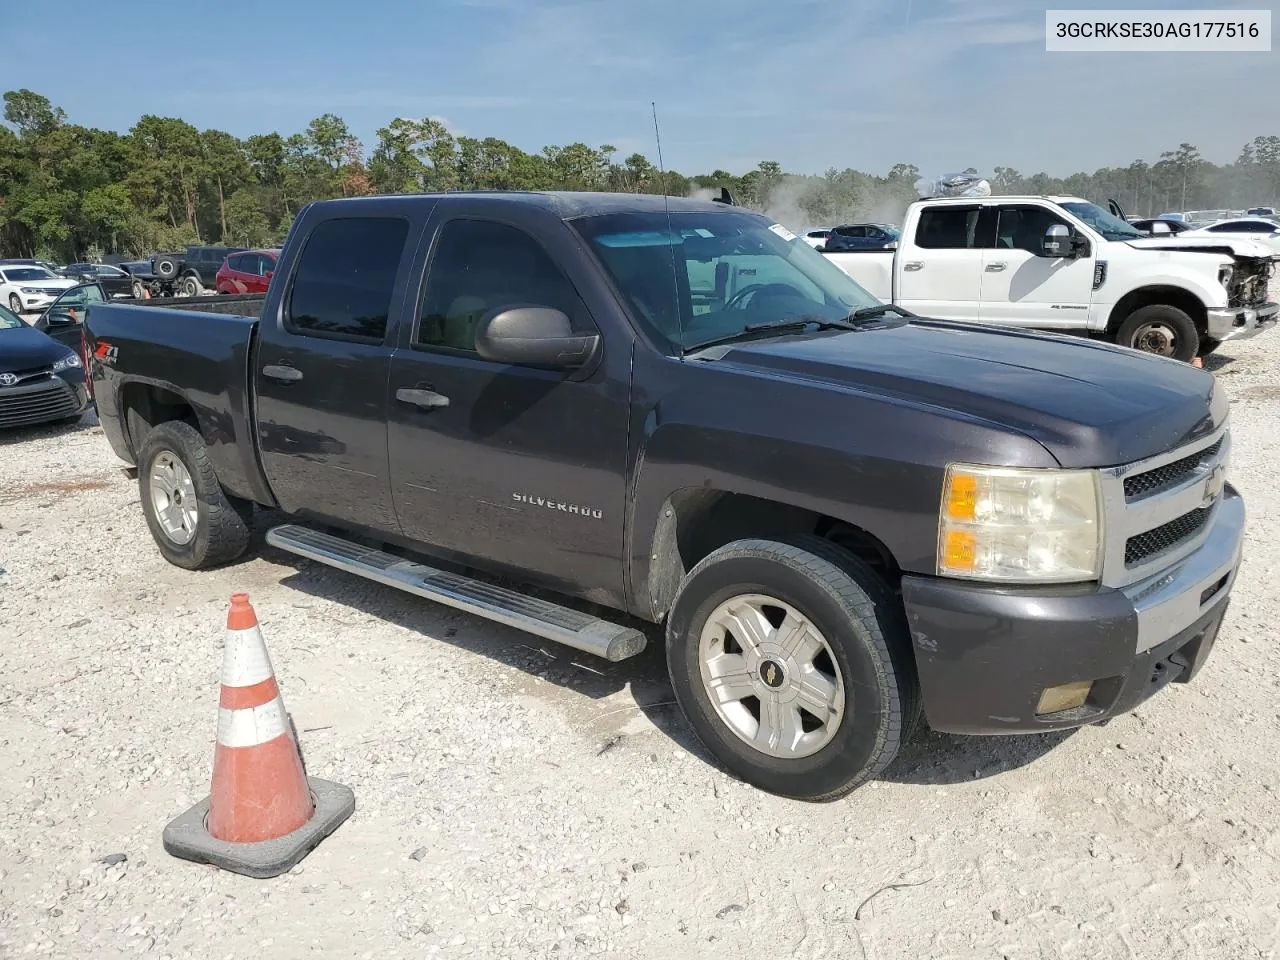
85,192,1244,801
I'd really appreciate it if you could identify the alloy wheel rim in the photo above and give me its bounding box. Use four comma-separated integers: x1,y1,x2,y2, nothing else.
698,594,845,759
149,451,199,545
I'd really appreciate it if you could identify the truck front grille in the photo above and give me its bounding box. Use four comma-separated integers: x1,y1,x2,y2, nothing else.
1125,506,1213,567
1123,438,1223,501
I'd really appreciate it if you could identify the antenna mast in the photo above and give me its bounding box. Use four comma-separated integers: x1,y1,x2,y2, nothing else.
651,101,667,196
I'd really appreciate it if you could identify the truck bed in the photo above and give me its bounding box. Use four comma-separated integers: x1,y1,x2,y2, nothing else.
84,296,273,506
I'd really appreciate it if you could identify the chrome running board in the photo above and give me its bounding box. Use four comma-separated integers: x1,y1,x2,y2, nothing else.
265,524,647,662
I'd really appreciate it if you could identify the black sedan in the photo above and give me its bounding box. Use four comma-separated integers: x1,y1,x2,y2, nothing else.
0,303,91,429
60,262,141,298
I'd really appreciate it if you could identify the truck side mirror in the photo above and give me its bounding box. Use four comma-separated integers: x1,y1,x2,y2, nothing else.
1041,224,1073,258
1150,221,1173,235
475,305,600,369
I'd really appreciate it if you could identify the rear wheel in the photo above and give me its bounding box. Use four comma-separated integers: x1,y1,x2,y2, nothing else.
665,537,917,801
178,274,202,297
137,420,252,569
131,279,145,299
1115,304,1199,362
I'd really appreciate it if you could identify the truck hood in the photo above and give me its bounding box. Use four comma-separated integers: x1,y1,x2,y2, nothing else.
1123,235,1275,260
715,320,1220,468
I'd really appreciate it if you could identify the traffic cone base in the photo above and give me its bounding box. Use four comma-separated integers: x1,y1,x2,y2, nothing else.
162,593,354,879
162,776,355,880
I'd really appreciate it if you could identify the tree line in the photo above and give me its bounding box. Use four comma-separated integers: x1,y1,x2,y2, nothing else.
2,87,1277,262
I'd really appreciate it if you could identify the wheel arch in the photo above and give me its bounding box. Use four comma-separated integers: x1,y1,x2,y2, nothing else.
1107,285,1207,335
645,487,902,623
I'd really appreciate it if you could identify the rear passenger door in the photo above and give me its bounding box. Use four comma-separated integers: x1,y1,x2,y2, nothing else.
255,214,422,535
898,205,986,320
385,202,631,605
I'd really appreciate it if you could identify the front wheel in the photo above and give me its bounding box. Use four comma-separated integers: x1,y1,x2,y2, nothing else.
131,279,145,299
8,293,22,314
178,274,202,297
665,538,918,801
1114,304,1199,362
137,420,253,569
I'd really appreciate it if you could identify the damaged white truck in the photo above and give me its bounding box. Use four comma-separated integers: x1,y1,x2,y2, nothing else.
824,195,1278,362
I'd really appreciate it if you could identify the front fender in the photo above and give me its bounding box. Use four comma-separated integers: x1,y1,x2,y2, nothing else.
623,350,1057,620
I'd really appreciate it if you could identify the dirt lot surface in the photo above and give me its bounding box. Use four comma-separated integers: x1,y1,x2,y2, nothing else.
3,320,1280,959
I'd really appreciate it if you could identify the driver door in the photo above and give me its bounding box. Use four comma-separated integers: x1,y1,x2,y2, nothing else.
979,205,1095,329
386,203,632,605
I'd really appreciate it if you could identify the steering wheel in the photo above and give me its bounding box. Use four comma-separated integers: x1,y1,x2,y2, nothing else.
724,282,805,312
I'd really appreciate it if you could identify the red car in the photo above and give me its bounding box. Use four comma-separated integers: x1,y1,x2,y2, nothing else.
215,249,279,295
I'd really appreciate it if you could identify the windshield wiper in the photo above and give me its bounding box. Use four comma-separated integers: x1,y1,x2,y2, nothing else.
847,303,915,322
683,317,856,353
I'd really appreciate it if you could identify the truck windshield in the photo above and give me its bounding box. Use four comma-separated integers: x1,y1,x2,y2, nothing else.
1059,202,1143,241
570,209,884,352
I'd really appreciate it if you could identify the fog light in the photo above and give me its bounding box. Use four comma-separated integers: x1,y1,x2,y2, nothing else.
1036,680,1092,715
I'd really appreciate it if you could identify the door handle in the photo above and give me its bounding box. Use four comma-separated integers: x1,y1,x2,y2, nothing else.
985,262,1008,272
262,364,303,383
396,387,450,410
903,261,924,272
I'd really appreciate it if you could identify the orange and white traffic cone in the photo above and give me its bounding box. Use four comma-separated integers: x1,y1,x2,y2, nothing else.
162,593,354,878
208,593,314,842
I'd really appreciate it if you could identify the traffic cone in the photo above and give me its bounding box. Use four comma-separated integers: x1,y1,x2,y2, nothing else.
162,593,354,879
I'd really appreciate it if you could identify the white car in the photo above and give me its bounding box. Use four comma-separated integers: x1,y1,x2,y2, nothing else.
801,229,832,250
0,265,77,314
1176,218,1280,257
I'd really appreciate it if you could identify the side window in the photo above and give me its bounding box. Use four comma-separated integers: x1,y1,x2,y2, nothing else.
915,207,982,249
286,217,409,342
226,254,245,272
416,219,590,353
993,206,1070,253
259,254,276,276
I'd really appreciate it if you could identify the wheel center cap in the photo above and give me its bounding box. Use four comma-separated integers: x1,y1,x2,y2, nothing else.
759,659,787,689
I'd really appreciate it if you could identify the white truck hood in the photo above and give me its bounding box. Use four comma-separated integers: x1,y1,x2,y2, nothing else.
1124,235,1275,260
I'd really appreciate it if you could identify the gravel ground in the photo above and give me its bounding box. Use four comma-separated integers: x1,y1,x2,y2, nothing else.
3,302,1280,959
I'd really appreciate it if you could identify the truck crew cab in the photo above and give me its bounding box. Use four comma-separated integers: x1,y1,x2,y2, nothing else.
85,192,1244,801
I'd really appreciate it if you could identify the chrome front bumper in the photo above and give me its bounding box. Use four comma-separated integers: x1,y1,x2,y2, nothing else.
1207,300,1278,342
1122,486,1244,654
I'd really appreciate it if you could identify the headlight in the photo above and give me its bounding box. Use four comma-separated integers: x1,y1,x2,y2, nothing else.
938,463,1102,583
52,352,81,372
20,286,42,294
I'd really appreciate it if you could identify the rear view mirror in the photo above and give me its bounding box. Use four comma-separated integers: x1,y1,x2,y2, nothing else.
46,311,76,326
1041,224,1073,257
475,306,600,369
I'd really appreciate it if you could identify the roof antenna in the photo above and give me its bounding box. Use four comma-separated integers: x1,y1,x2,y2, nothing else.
651,101,684,354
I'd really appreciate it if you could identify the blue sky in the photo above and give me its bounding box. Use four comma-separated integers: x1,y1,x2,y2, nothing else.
5,0,1274,177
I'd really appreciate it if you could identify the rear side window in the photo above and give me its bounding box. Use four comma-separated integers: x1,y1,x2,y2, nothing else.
226,254,246,272
286,218,409,341
915,207,982,249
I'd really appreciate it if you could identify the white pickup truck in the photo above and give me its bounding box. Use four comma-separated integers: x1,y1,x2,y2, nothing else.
823,195,1278,361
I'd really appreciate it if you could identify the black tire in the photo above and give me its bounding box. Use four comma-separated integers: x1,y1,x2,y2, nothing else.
136,420,252,570
131,279,145,299
8,293,22,314
154,256,179,281
1114,304,1199,362
178,274,202,297
665,537,917,802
